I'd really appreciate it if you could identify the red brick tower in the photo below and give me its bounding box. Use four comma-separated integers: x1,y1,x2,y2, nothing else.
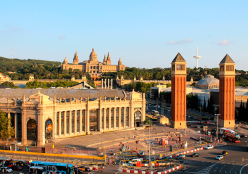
171,53,187,128
219,54,236,128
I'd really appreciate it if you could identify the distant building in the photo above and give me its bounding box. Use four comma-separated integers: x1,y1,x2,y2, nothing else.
61,48,125,79
195,75,219,89
0,73,11,82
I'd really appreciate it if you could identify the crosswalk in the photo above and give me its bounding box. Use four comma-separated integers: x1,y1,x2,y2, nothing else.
185,163,217,174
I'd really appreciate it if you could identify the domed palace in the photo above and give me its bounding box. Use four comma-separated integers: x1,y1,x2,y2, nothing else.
195,75,219,89
61,48,125,79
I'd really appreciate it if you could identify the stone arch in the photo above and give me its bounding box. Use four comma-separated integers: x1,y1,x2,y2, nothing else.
134,110,142,127
27,119,37,140
45,118,53,139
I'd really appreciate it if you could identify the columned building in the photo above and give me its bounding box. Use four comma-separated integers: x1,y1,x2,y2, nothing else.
171,53,187,129
219,54,236,128
0,89,145,146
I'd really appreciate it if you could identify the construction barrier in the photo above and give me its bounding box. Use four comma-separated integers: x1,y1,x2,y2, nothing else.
119,165,181,174
0,150,105,160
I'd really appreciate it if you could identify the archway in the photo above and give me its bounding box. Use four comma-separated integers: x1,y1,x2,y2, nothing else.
45,119,53,139
27,119,37,140
134,111,142,127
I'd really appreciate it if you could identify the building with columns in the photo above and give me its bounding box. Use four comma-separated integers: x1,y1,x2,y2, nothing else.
0,88,145,146
61,48,125,79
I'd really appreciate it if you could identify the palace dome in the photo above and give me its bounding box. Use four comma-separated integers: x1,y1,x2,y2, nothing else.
89,48,97,61
195,75,219,89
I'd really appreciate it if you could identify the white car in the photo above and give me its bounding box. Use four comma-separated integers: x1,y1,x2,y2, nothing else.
215,155,224,160
204,145,214,150
0,167,13,173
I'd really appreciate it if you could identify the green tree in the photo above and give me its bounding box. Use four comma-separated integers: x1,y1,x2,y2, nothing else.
0,82,20,88
0,111,15,140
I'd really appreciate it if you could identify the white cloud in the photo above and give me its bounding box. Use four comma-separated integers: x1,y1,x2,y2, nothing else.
168,38,193,44
59,35,66,39
218,40,230,45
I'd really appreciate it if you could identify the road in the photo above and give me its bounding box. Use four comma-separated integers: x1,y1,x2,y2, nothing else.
172,141,248,174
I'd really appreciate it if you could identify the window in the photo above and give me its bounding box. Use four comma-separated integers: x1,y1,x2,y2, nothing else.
220,65,224,72
82,110,85,132
111,108,114,128
57,112,59,135
66,111,69,134
125,108,129,127
121,107,124,127
226,65,234,71
102,109,104,129
176,64,185,70
116,108,119,128
72,111,75,134
172,65,175,71
77,111,80,133
106,109,109,129
61,112,64,135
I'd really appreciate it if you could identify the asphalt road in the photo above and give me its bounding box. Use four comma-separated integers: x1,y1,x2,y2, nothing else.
172,141,248,174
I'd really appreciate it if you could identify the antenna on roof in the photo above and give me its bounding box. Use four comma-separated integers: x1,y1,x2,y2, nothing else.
12,49,13,63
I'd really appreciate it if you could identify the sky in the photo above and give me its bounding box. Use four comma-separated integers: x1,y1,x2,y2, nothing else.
1,0,248,70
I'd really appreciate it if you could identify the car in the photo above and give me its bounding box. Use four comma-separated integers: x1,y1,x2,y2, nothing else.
191,153,200,157
215,155,224,160
204,145,214,150
221,151,228,156
240,134,248,138
187,123,191,126
10,165,22,170
198,121,203,124
0,167,13,173
161,156,172,160
176,155,186,160
205,121,210,123
74,167,84,174
78,166,90,172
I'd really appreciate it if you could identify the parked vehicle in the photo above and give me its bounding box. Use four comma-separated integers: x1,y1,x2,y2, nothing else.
10,165,22,170
0,167,13,173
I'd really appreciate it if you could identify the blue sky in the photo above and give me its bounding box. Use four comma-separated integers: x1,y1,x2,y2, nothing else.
1,0,248,70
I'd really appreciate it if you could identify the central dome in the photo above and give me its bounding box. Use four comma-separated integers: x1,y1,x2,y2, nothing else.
89,48,97,61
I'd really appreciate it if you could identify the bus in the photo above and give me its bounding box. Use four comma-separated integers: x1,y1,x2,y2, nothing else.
29,166,46,174
220,128,240,143
30,161,74,174
0,158,13,168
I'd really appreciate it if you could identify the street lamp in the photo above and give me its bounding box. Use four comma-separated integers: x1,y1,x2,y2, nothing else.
215,114,220,141
3,138,11,166
66,145,70,173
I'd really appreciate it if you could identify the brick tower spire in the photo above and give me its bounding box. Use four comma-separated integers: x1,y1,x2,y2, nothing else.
171,53,187,129
219,54,236,128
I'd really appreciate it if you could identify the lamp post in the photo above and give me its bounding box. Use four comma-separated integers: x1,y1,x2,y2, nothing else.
3,138,10,166
215,114,220,141
66,145,70,173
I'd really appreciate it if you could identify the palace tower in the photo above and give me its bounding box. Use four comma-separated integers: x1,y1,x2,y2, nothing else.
171,53,187,128
219,54,236,128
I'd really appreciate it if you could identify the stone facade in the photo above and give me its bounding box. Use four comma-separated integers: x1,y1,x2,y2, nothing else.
61,48,125,79
0,89,145,146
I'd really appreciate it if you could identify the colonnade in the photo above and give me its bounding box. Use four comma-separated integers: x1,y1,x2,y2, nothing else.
101,79,113,89
55,106,131,138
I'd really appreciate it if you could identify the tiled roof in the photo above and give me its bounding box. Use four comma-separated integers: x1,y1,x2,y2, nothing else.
171,53,186,63
220,54,235,64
